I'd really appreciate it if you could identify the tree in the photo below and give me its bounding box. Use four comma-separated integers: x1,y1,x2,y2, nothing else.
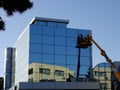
0,0,33,31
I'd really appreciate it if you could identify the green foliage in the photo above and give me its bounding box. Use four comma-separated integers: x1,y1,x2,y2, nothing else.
0,0,33,31
0,77,3,89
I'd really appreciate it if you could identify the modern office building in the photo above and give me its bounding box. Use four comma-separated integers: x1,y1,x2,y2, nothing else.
4,17,100,90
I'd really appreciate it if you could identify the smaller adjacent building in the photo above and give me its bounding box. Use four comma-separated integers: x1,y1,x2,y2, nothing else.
28,62,75,82
93,62,111,90
93,62,120,90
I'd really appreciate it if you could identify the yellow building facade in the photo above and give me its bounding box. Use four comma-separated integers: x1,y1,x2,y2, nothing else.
29,63,74,82
93,62,111,90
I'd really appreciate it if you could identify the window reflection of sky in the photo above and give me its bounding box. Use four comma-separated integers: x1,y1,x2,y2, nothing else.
29,21,92,78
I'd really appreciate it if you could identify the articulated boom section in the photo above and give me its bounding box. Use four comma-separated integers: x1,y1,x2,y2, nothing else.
89,35,120,82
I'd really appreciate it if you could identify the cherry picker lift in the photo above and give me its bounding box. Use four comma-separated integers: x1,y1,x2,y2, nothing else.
76,34,120,82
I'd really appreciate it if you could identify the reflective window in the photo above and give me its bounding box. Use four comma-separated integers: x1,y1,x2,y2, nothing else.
30,34,42,43
57,23,67,27
80,57,90,66
81,48,90,57
29,53,42,63
78,30,91,36
67,29,78,38
55,27,66,36
67,46,77,55
67,37,76,46
30,44,42,52
80,66,89,75
30,25,42,34
67,55,77,65
55,36,66,45
43,26,54,35
29,68,33,75
42,54,54,64
43,45,54,54
36,21,47,26
39,68,50,75
47,22,56,27
43,35,54,45
55,70,64,76
55,46,66,55
55,55,66,65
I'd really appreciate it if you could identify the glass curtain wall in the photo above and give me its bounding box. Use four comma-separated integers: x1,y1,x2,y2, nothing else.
29,20,92,82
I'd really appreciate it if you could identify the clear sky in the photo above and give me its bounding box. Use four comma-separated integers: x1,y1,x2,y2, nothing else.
0,0,120,76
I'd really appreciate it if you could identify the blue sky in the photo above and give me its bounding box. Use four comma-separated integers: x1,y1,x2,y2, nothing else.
0,0,120,76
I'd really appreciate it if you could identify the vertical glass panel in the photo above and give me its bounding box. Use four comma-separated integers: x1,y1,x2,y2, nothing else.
67,55,77,65
42,54,54,64
81,48,90,56
43,35,54,45
30,44,42,52
29,53,42,63
55,55,66,65
67,37,76,47
80,66,89,75
43,26,54,35
30,25,42,34
67,29,78,38
47,22,57,27
57,23,67,27
67,46,77,55
55,36,66,45
55,27,66,36
78,30,91,36
55,46,66,55
43,45,54,54
36,21,47,26
80,57,90,66
30,34,42,43
67,65,77,76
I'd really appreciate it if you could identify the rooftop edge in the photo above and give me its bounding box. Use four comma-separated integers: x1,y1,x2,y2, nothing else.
30,17,69,24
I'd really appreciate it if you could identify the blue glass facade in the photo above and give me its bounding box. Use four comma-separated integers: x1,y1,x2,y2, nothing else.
14,17,92,84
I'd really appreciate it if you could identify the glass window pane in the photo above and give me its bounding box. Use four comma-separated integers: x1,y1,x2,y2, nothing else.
67,65,77,76
67,37,76,46
55,70,64,76
78,30,91,36
36,21,47,26
55,27,66,36
67,29,78,38
47,22,57,27
55,55,66,65
81,48,90,57
43,35,54,45
67,46,77,55
30,44,42,53
55,36,66,45
30,34,42,43
80,66,89,75
43,26,54,35
55,46,66,55
67,55,77,65
81,57,90,66
42,54,54,64
29,53,42,63
39,68,50,75
57,23,67,27
30,25,42,34
43,45,54,54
